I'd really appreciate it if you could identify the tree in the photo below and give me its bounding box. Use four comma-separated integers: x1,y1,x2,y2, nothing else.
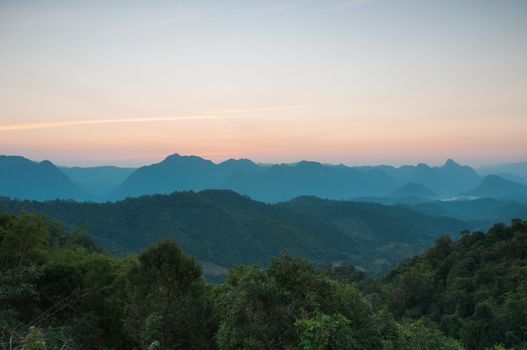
296,313,355,350
463,302,502,350
21,327,47,350
123,239,214,349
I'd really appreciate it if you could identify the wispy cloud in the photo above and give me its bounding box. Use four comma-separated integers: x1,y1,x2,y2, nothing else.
146,0,233,31
251,1,305,16
323,0,373,13
0,116,226,131
0,104,332,131
148,14,200,30
203,104,333,115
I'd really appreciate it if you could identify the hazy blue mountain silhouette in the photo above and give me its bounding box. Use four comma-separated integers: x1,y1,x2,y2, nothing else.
462,175,527,199
0,155,83,200
389,182,438,199
492,173,526,185
60,165,136,198
377,159,481,197
224,161,396,202
114,155,481,202
478,162,527,182
1,153,488,202
112,154,263,199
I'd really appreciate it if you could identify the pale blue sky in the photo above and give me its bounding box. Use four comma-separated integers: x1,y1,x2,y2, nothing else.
0,0,526,166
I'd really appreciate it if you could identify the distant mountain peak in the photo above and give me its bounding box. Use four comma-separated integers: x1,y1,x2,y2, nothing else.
484,174,505,181
40,160,55,168
390,182,438,198
462,174,527,198
443,159,460,167
220,158,256,166
164,153,205,161
160,153,215,167
296,160,322,168
165,152,181,158
0,155,82,200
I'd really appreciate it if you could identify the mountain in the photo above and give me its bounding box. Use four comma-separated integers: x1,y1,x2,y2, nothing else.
113,155,397,202
389,182,438,199
0,155,83,200
0,190,473,274
112,154,263,199
379,159,481,197
225,161,397,202
280,196,467,247
462,174,527,199
59,165,136,198
114,154,483,202
1,153,485,202
478,161,527,181
412,197,527,225
484,172,526,185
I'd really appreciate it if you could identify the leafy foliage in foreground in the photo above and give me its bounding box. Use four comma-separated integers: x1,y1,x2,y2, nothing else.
0,212,468,349
371,219,527,349
214,254,463,350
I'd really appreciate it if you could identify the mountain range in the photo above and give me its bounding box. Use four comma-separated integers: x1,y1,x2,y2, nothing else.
1,153,527,204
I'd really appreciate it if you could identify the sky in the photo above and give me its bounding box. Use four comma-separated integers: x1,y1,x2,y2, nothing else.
0,0,526,167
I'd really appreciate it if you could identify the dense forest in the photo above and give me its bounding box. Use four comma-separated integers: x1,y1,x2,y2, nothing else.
1,211,525,349
368,219,527,349
0,191,474,276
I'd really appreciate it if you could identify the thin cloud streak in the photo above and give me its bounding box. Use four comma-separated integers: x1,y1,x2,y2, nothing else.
149,14,200,30
146,0,232,31
323,0,373,13
0,104,333,131
202,104,338,115
0,116,229,131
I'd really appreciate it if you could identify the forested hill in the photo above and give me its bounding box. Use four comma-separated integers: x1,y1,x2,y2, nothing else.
370,219,527,349
1,211,524,349
0,211,468,349
0,190,472,274
0,155,83,200
280,196,467,246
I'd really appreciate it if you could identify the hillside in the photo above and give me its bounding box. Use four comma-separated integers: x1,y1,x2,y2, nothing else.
280,196,465,246
389,182,438,199
60,165,136,198
376,159,481,197
371,219,527,349
112,154,263,199
462,174,527,199
412,198,527,225
0,155,83,200
0,190,473,274
478,161,527,182
225,161,396,202
0,211,465,349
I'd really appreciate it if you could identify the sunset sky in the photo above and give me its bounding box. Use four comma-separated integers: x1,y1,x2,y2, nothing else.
1,0,526,167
